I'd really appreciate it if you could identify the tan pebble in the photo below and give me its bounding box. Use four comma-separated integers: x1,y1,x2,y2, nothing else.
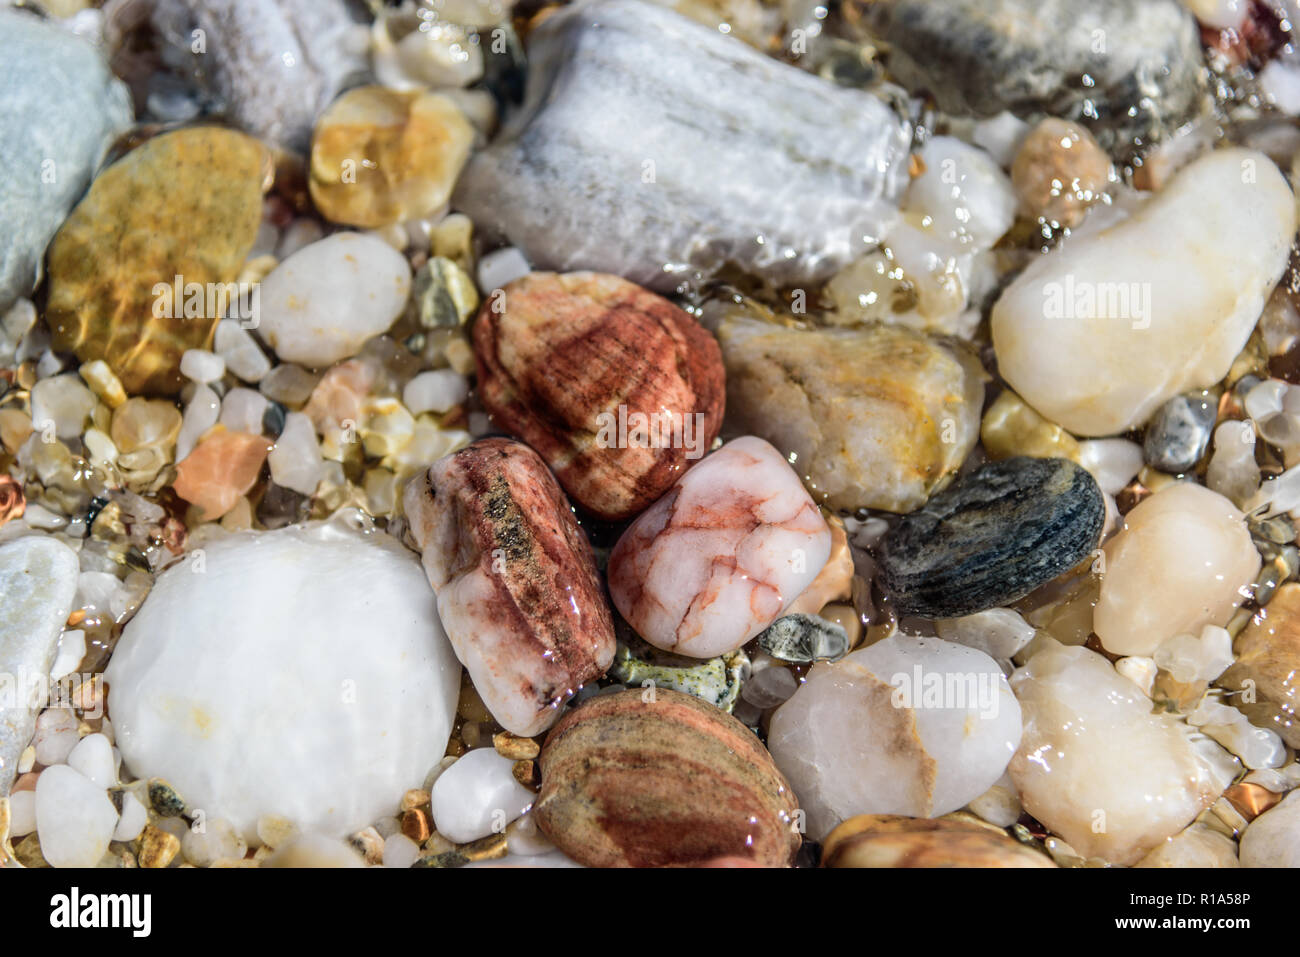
512,759,539,791
0,408,34,453
14,832,49,868
493,731,540,761
110,397,183,456
822,814,1056,868
347,826,385,865
399,788,431,812
256,815,299,848
138,824,181,868
443,336,476,376
1010,118,1110,228
400,807,432,843
786,515,853,616
460,832,508,862
818,602,864,651
981,389,1080,462
78,360,127,409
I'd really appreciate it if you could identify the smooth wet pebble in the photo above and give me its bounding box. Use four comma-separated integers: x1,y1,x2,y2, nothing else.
429,748,535,844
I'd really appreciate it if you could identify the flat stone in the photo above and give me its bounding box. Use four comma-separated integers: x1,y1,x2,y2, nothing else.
46,127,269,396
0,536,80,793
0,9,131,315
878,457,1105,619
453,0,911,292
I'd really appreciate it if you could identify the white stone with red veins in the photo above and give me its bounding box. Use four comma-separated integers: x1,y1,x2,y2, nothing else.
404,438,616,736
607,436,832,658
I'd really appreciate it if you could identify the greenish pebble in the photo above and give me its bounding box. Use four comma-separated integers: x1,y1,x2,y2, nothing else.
414,256,479,329
607,643,746,712
147,778,186,817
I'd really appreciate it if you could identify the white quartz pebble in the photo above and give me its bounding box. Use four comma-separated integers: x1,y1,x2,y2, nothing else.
1077,438,1145,496
768,634,1022,840
900,135,1016,249
934,608,1036,661
9,789,36,837
1008,641,1238,866
1153,625,1234,684
29,373,96,439
104,521,461,842
1114,656,1158,696
180,348,226,384
35,764,119,868
403,369,469,416
1239,790,1300,867
48,628,85,682
476,246,531,294
181,816,247,866
175,383,220,462
382,832,421,868
268,412,324,495
112,789,147,842
214,318,272,383
1208,420,1262,507
1186,698,1287,769
1094,482,1260,657
33,708,80,766
257,233,412,368
429,748,535,844
991,148,1296,435
65,732,115,789
219,386,269,435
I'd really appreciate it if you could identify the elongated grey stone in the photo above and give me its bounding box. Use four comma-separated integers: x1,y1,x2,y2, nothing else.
878,457,1105,619
453,0,912,292
0,536,80,794
866,0,1205,154
0,10,132,316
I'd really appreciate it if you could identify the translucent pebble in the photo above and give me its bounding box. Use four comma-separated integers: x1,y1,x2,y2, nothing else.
22,503,67,531
33,708,80,766
1250,460,1300,517
966,775,1022,827
382,832,420,868
934,608,1035,660
1257,411,1300,450
429,747,534,843
82,428,118,468
259,363,320,406
1239,790,1300,867
214,319,271,383
1153,625,1234,684
360,397,416,457
1076,438,1144,496
1114,656,1158,696
181,816,247,867
403,369,469,416
477,246,531,294
179,349,226,384
903,136,1016,249
268,412,324,496
112,789,148,843
175,384,220,462
1186,699,1286,770
49,628,86,682
9,790,36,837
506,812,556,857
740,664,798,709
78,360,126,409
1244,378,1288,422
35,764,118,868
29,373,96,439
971,110,1031,168
1207,420,1261,506
65,733,115,789
219,387,269,436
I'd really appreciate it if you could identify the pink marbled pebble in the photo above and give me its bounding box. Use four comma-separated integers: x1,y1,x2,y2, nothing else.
608,435,832,658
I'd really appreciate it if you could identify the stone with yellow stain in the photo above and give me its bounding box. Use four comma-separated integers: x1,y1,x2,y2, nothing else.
981,389,1080,462
137,823,180,868
46,127,270,396
171,428,272,521
309,86,474,228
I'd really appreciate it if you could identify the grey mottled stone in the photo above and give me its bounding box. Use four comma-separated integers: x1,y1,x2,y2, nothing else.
866,0,1206,155
1143,391,1217,473
0,10,131,316
757,614,850,664
879,457,1105,619
0,536,80,794
453,0,912,292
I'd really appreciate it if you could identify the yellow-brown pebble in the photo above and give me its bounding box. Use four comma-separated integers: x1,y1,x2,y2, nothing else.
492,731,540,761
309,86,474,228
1011,118,1111,229
138,824,181,868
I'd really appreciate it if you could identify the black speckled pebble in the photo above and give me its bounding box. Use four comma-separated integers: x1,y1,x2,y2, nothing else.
878,456,1104,619
1143,391,1215,473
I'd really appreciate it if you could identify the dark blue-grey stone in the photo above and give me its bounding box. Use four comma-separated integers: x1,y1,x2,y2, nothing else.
0,10,131,315
878,456,1105,619
1143,391,1217,473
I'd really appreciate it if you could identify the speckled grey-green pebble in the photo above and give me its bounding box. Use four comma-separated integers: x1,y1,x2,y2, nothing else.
1143,391,1216,473
878,456,1104,619
756,614,849,663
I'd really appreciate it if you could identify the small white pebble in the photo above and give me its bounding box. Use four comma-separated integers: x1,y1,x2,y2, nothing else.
1114,656,1158,696
382,832,420,868
175,383,220,461
1077,438,1145,497
429,747,534,843
477,246,530,294
182,816,247,866
23,503,68,531
10,789,37,837
1187,698,1287,770
49,628,86,682
29,373,96,439
112,790,148,842
1153,625,1234,684
35,765,118,868
219,387,269,435
180,348,226,384
403,369,469,416
33,708,80,766
215,318,271,383
66,733,116,789
268,411,324,495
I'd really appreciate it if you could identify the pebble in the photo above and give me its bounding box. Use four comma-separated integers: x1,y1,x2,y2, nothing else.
35,765,118,868
476,247,531,294
475,272,725,521
1153,625,1235,685
453,0,911,292
710,308,984,514
1010,118,1111,227
1094,482,1260,656
104,521,462,842
264,834,365,868
46,127,270,395
535,688,801,867
606,644,745,712
429,747,535,844
0,10,131,314
0,537,80,791
267,412,324,497
821,814,1053,869
1207,420,1262,507
608,436,832,658
1008,641,1238,866
370,7,485,91
755,615,851,664
1221,582,1300,748
257,233,413,368
980,389,1081,463
179,349,225,385
171,429,272,521
403,370,469,417
139,822,181,868
33,709,81,768
404,439,615,736
991,149,1296,436
258,364,320,407
1135,822,1241,868
383,832,421,869
1076,439,1144,497
934,608,1037,662
309,86,474,228
768,634,1022,840
66,733,115,790
111,790,147,843
145,0,365,151
878,457,1105,619
181,817,247,867
175,383,221,463
740,665,800,710
9,790,36,838
1239,790,1300,867
867,0,1205,155
219,387,270,436
1186,698,1286,769
30,374,97,440
214,319,272,383
1143,391,1217,473
413,257,479,329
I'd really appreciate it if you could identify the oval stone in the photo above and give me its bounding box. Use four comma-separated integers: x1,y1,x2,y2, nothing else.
878,456,1105,619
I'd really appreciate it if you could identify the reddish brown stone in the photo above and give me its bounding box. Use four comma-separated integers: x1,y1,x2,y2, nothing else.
403,438,615,736
534,688,801,868
472,272,724,522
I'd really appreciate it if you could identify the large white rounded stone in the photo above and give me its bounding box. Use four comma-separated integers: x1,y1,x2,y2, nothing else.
105,520,460,843
767,634,1022,840
1239,790,1300,868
